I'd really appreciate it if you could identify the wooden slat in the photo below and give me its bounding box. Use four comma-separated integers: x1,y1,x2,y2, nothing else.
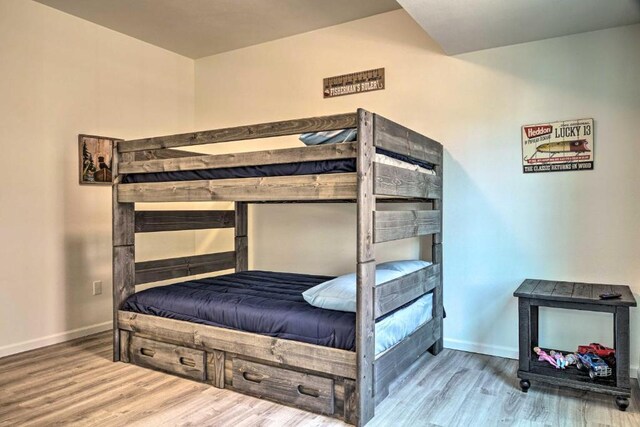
120,143,358,174
117,173,358,203
119,112,358,152
373,210,441,243
117,311,356,379
112,157,135,247
357,112,375,264
134,148,207,161
119,330,131,364
432,243,442,264
356,108,376,426
235,202,248,272
374,163,442,199
232,358,335,415
618,286,637,306
374,317,440,404
514,279,539,296
343,379,357,425
112,145,135,363
134,210,234,233
429,163,444,355
530,305,539,349
518,299,533,372
615,307,631,390
518,369,629,396
526,298,617,313
374,114,443,166
591,283,613,299
206,350,225,388
356,261,376,424
235,236,248,272
134,251,235,285
532,280,556,296
373,263,441,319
551,282,574,298
572,282,593,299
235,202,248,236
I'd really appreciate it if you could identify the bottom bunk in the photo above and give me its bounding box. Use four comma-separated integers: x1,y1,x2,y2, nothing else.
116,269,442,425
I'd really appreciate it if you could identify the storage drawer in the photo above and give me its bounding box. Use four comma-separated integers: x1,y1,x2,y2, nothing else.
232,358,335,414
129,336,206,381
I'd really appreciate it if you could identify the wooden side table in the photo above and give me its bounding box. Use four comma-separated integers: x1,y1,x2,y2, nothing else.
514,279,637,410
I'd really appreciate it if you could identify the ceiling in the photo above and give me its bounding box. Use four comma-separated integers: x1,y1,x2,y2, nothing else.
35,0,640,58
34,0,401,59
398,0,640,54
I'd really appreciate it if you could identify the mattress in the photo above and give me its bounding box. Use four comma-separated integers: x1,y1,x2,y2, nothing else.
122,270,433,353
122,149,433,184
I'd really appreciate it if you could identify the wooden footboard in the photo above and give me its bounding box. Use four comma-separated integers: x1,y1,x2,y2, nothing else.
118,311,358,423
118,311,356,379
118,309,442,425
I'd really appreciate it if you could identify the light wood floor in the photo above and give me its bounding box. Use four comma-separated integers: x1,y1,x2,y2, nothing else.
1,332,638,426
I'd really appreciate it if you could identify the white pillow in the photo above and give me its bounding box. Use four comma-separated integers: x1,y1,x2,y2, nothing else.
302,269,402,312
302,260,431,312
376,260,432,275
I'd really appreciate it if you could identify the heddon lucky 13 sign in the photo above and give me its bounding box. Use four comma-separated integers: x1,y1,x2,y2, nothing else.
522,118,594,173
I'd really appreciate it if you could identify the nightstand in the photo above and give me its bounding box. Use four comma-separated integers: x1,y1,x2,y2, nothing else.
514,279,636,410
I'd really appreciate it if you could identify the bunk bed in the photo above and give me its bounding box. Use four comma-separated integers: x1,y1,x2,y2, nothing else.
111,109,444,426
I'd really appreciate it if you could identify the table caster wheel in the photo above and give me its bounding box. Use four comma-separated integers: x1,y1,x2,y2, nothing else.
615,396,629,411
519,379,531,393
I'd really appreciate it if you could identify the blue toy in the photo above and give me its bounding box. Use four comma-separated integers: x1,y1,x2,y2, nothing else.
576,352,612,379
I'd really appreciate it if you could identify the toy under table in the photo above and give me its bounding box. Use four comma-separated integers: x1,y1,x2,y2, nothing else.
514,279,637,410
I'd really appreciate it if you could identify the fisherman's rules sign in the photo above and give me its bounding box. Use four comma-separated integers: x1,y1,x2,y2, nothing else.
522,118,594,173
323,68,385,98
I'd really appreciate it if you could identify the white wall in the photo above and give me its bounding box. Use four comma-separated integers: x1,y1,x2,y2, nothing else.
2,3,638,377
194,11,640,375
0,0,195,356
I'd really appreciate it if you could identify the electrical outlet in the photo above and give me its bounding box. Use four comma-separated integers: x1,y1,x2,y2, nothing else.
92,280,102,296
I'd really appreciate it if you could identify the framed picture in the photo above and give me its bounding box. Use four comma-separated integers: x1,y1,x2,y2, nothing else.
78,134,119,185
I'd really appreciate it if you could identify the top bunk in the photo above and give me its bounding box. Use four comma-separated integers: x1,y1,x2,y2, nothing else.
114,109,443,203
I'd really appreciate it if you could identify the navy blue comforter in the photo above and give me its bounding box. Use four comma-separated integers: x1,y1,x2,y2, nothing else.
122,270,357,351
122,159,357,183
122,149,432,184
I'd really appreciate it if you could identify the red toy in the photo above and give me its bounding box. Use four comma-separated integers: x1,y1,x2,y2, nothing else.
577,343,615,358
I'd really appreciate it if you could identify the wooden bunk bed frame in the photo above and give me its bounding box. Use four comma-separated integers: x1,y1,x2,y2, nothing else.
112,109,443,426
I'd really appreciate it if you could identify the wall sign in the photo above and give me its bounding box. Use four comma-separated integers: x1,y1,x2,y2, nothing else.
323,68,385,98
521,118,594,173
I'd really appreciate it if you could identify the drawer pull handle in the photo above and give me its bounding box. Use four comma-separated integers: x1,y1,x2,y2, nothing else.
297,385,320,398
140,347,156,357
242,371,263,384
179,357,196,367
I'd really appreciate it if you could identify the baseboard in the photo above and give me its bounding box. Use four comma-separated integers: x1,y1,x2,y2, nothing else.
2,327,637,380
444,337,638,379
444,337,519,360
0,321,112,359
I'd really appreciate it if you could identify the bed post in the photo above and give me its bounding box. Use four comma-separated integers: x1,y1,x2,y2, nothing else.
356,109,376,426
235,202,248,271
429,161,444,355
112,142,135,362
